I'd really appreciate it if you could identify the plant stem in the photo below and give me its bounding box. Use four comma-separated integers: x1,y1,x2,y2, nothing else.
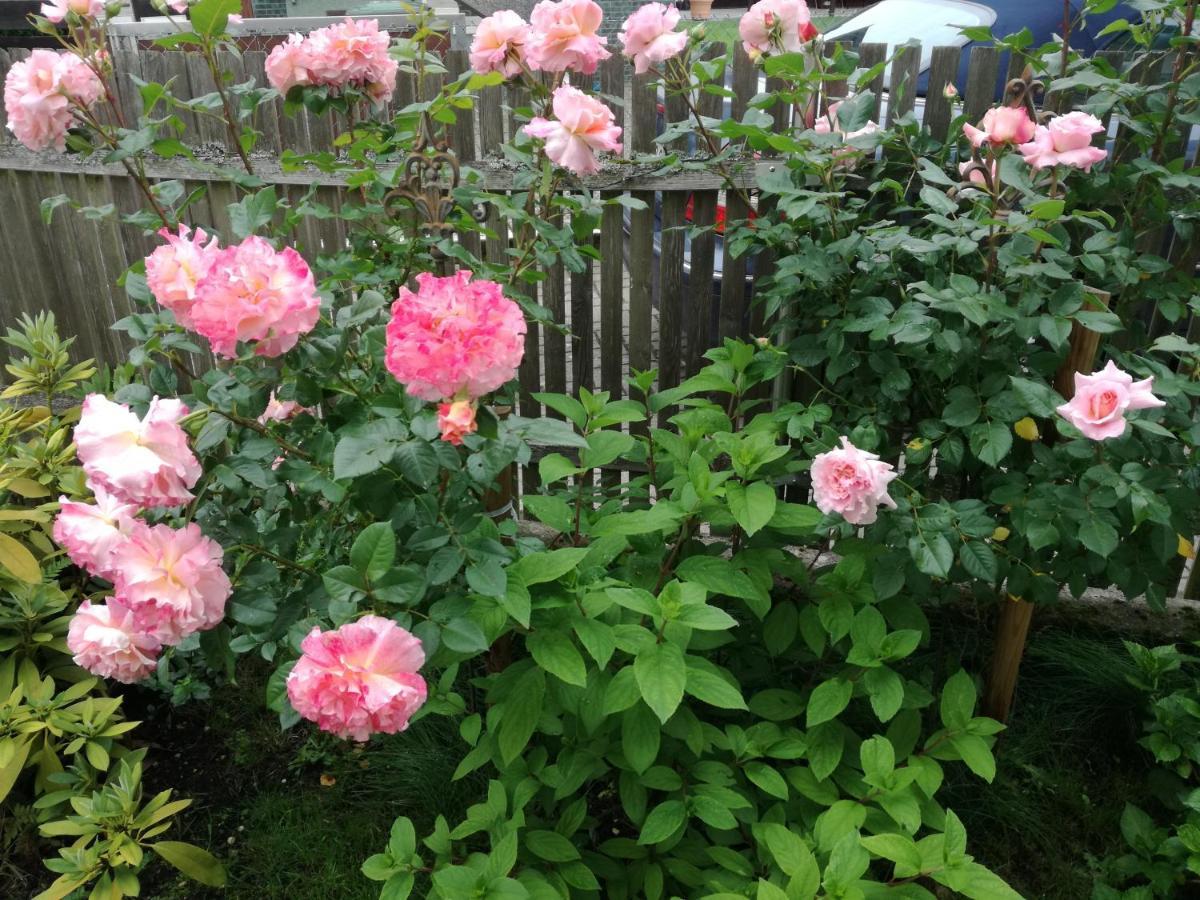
202,42,256,175
210,408,312,460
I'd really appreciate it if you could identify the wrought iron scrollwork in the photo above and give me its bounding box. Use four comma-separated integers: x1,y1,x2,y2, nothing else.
383,110,486,257
953,66,1047,197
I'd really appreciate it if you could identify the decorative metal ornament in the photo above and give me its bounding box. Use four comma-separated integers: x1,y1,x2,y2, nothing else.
383,110,485,257
953,66,1046,197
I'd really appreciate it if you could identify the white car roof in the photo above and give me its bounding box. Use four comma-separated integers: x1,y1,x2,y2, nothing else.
825,0,998,78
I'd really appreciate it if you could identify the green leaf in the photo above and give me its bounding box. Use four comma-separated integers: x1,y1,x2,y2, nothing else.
908,532,954,579
860,833,922,872
958,541,997,583
942,861,1023,899
589,501,683,537
228,185,276,238
759,823,820,889
807,678,852,727
675,555,768,607
1008,376,1061,418
528,631,587,687
634,643,687,723
539,453,582,484
744,761,788,800
1078,517,1119,556
466,559,507,599
510,548,589,586
498,667,544,764
521,495,574,534
862,667,904,722
725,481,777,537
351,522,396,582
685,660,747,710
940,670,976,731
969,421,1012,467
525,829,581,862
638,800,686,844
622,702,661,774
0,533,40,584
0,738,31,804
151,842,227,887
860,736,895,781
392,440,440,488
188,0,241,36
950,733,996,782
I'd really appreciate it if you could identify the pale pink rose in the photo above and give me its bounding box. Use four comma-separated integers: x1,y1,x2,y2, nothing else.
811,436,897,526
40,0,105,23
4,49,103,152
1018,111,1107,171
958,159,997,188
385,271,526,403
167,0,188,12
437,400,478,445
265,33,311,95
470,11,531,78
189,236,320,359
286,615,428,742
525,0,611,74
75,394,201,508
52,486,139,580
739,0,818,58
1055,360,1164,440
258,390,314,424
67,599,161,684
228,13,243,24
523,84,623,175
145,224,221,329
619,2,687,75
962,106,1036,148
110,522,231,645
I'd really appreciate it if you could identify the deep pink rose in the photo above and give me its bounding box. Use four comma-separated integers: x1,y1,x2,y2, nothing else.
189,236,320,359
619,2,687,75
287,615,428,741
739,0,818,59
525,0,610,74
4,49,103,152
52,486,139,580
1019,111,1107,171
470,11,531,78
962,106,1036,148
1055,360,1164,440
811,436,898,526
110,521,231,645
75,394,201,508
524,84,623,175
145,224,221,329
385,271,526,403
437,400,478,445
67,599,161,684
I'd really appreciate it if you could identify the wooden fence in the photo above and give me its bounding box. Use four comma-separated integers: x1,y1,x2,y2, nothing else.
0,36,1190,408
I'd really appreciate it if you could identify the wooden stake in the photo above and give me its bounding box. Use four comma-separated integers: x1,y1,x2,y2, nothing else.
983,288,1111,723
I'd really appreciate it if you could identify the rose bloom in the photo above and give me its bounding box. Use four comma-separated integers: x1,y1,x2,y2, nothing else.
962,105,1036,148
811,436,898,526
52,486,139,580
619,2,687,75
68,599,161,684
110,522,231,645
267,19,397,104
258,390,314,424
75,394,201,508
189,236,320,359
265,33,311,95
4,49,103,152
1056,360,1164,440
525,0,610,74
385,271,526,402
524,84,623,175
1019,111,1108,171
470,11,531,78
145,224,221,329
287,615,428,742
40,0,105,22
739,0,818,59
437,400,478,445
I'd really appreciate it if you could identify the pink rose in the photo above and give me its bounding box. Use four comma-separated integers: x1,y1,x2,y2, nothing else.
75,394,201,508
962,106,1036,148
739,0,818,58
811,436,898,526
258,390,314,424
470,11,531,78
385,271,526,403
1018,111,1107,171
189,236,320,359
1055,360,1164,440
286,615,428,741
40,0,105,22
4,49,103,152
813,99,879,164
67,599,161,684
145,224,221,329
265,34,311,95
523,84,623,175
619,2,687,75
52,486,139,580
266,20,397,105
110,521,231,645
437,400,478,445
167,0,188,12
525,0,611,74
958,159,997,189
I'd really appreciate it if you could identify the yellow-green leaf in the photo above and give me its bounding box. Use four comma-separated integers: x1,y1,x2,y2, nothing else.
152,841,227,886
0,532,40,582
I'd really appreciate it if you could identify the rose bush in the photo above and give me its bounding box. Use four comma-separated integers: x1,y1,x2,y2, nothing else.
2,0,1198,896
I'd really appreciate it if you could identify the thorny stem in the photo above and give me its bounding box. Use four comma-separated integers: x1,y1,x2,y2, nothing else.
202,42,256,176
236,543,317,576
